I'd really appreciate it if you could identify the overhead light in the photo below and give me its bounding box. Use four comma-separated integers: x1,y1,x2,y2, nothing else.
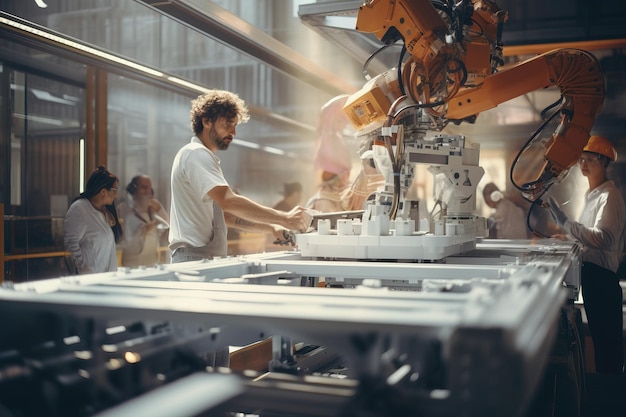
31,88,77,105
263,146,286,156
79,138,85,194
0,15,164,78
166,76,211,93
13,112,64,126
232,138,260,149
34,0,47,8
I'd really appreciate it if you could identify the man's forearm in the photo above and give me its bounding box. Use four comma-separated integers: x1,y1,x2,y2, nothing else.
226,213,274,234
222,193,283,225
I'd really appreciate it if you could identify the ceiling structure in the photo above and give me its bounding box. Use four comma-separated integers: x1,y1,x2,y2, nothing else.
136,0,355,97
2,0,625,154
122,0,626,153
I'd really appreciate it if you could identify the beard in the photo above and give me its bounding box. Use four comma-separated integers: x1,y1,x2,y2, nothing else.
210,125,232,150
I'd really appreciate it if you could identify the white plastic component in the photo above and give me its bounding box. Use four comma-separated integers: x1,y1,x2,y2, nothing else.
372,143,394,186
317,219,331,235
337,219,355,235
394,219,414,236
362,204,390,236
297,216,483,261
490,190,504,202
434,220,445,236
380,125,398,137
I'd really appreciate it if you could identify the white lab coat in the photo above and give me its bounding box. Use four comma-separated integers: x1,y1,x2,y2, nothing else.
64,198,118,274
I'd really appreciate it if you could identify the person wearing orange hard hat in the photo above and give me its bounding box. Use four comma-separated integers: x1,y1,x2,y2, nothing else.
548,135,625,374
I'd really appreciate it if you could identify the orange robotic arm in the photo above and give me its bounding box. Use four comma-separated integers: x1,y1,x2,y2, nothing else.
447,48,605,186
355,0,451,63
354,0,506,111
345,0,605,197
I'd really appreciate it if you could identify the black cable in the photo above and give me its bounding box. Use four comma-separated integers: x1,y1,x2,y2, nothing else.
468,18,485,38
540,96,563,120
446,57,468,87
362,43,401,80
510,96,563,237
526,188,552,238
397,46,407,96
392,101,446,121
509,96,564,194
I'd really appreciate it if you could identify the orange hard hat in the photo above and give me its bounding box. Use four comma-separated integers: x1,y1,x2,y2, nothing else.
583,135,617,161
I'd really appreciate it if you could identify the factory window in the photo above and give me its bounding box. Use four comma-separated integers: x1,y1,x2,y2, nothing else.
1,63,86,282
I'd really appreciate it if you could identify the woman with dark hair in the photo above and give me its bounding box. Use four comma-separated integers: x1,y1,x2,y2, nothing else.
64,166,123,274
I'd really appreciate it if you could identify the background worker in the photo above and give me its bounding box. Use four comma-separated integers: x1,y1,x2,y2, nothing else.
548,135,625,374
482,182,529,239
273,182,303,212
305,94,385,212
305,94,353,212
64,166,123,274
119,174,170,267
169,89,311,263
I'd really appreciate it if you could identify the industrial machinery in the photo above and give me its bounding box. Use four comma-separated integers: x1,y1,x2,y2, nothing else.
297,131,488,260
298,0,604,260
0,241,583,417
344,0,604,195
0,1,600,416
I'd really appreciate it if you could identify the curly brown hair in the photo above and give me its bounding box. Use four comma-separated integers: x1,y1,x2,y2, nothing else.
190,90,250,135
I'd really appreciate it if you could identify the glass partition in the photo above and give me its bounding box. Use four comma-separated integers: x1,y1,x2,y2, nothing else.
2,64,86,281
1,1,334,281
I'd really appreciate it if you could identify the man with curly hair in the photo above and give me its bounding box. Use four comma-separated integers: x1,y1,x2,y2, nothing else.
169,90,310,263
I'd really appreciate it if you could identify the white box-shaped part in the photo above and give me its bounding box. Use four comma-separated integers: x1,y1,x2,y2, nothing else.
394,220,415,236
337,219,355,235
317,219,331,235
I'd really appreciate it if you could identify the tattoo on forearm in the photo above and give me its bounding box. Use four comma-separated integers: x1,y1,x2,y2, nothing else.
235,217,254,227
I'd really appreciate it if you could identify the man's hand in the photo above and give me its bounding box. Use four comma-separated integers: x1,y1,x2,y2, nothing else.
272,226,295,246
284,206,312,233
547,196,568,226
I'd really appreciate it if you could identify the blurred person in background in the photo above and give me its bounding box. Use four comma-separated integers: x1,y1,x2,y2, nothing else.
119,174,170,267
273,182,303,212
482,182,529,239
64,166,123,274
548,135,625,374
305,94,385,212
169,89,310,263
306,95,353,212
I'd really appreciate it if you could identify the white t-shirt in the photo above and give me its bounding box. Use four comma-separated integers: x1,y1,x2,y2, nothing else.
64,198,118,274
169,136,229,249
